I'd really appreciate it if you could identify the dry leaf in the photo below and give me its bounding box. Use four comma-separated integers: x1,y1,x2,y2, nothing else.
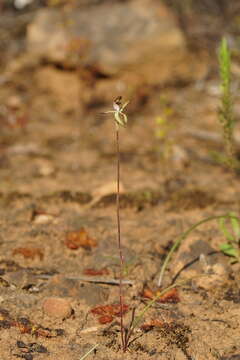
141,319,164,331
65,228,97,250
158,288,180,303
142,287,155,300
91,304,129,317
12,247,44,260
91,303,129,324
142,287,180,304
83,268,109,276
98,315,114,324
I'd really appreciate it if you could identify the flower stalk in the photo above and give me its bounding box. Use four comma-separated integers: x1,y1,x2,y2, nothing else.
104,96,129,351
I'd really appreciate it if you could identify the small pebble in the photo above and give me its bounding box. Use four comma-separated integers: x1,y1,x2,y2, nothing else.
7,95,22,109
34,159,55,177
42,297,73,319
195,263,229,290
30,343,48,354
16,340,27,349
33,213,55,225
23,354,33,360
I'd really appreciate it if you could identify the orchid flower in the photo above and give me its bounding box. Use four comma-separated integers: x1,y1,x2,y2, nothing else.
104,96,129,128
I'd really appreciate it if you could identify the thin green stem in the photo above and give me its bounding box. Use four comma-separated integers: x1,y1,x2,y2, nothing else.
158,214,239,287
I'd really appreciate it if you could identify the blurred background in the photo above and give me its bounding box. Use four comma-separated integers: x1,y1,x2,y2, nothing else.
1,0,240,195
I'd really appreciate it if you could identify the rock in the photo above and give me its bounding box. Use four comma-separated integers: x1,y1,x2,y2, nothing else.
89,181,125,207
33,214,54,224
35,159,55,177
43,274,109,306
194,261,229,290
171,145,189,170
42,297,73,319
2,270,38,290
34,66,80,113
6,95,23,110
32,212,56,225
14,0,34,10
26,1,206,83
171,239,214,276
27,9,69,65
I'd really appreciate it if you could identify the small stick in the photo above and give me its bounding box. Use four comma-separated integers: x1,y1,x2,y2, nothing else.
34,274,134,285
68,276,133,286
79,344,98,360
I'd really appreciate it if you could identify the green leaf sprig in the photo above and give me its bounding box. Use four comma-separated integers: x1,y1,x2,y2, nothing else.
218,212,240,263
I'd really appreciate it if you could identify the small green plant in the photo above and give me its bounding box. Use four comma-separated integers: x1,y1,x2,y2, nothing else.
218,212,240,263
121,281,182,349
218,37,236,169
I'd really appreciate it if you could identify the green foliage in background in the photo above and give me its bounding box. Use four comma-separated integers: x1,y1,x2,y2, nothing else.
155,95,174,159
218,37,237,169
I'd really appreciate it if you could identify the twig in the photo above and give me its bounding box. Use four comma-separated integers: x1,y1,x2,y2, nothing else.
79,344,98,360
69,275,133,285
34,274,134,285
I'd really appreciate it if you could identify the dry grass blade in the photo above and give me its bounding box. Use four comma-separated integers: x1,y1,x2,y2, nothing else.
79,344,98,360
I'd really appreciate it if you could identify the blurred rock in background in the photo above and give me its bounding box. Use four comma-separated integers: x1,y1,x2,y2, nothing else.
1,0,240,114
164,0,240,51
